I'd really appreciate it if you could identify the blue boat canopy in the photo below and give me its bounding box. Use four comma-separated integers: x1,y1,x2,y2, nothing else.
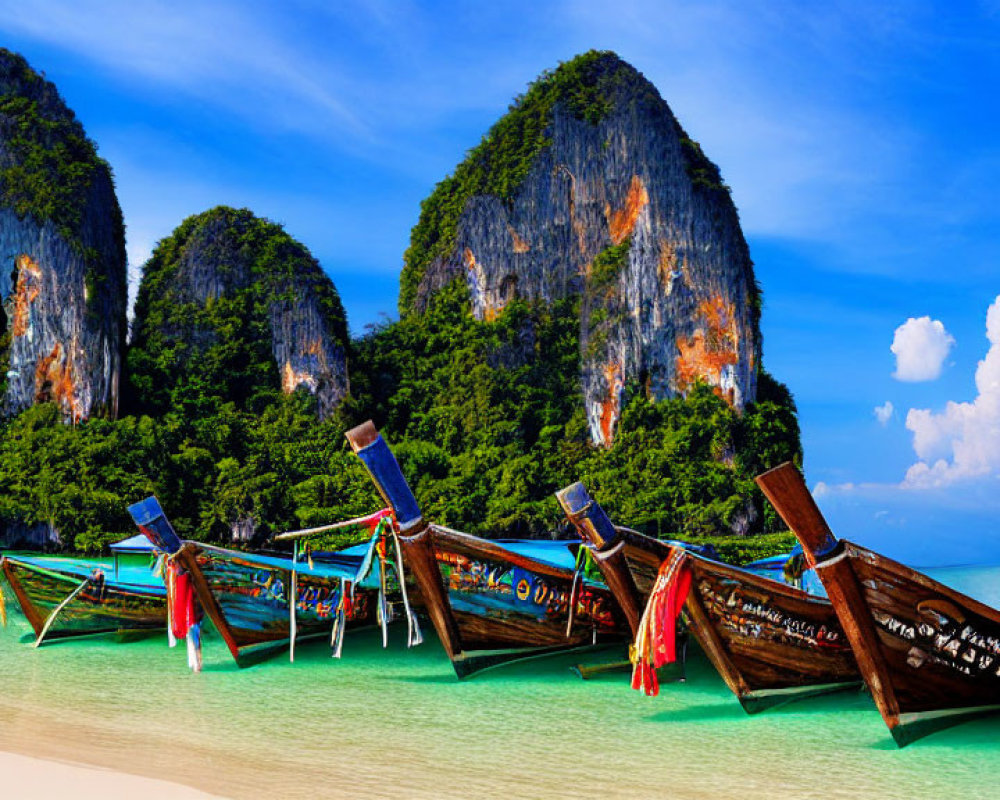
109,533,157,554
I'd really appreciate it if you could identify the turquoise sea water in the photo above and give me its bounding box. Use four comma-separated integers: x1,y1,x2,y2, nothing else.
2,561,1000,799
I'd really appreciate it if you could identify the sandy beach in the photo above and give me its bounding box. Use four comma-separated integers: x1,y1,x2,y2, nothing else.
1,750,221,799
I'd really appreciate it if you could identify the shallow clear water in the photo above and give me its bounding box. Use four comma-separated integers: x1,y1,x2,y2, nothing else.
2,562,1000,799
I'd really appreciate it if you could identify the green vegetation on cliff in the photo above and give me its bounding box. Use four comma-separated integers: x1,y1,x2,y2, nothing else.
0,48,124,259
0,279,799,552
400,49,733,316
348,280,801,538
126,206,348,417
0,51,799,557
402,50,648,313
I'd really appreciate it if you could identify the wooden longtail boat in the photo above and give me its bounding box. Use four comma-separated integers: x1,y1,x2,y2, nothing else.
0,554,166,645
127,498,383,668
758,462,1000,745
345,422,629,678
557,482,860,711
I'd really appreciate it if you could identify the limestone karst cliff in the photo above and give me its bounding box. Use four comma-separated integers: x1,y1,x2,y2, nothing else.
0,48,127,421
126,206,349,417
403,50,759,445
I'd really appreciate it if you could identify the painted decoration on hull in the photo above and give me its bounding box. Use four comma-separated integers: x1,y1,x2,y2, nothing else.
436,549,617,632
846,543,1000,693
194,547,375,641
697,572,849,655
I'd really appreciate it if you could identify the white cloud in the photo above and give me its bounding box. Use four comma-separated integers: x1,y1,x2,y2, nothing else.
874,401,894,425
903,295,1000,487
891,316,955,381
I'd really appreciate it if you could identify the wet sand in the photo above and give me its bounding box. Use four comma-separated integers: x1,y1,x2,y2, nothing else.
0,750,221,799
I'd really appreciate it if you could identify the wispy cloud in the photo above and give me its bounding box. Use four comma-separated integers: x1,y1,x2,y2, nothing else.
0,0,370,138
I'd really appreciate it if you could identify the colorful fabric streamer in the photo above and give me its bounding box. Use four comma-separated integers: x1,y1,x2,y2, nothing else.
166,560,203,672
631,549,692,697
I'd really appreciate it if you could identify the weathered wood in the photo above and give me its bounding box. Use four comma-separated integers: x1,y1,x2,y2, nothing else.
592,540,644,636
398,528,464,658
755,463,838,566
2,558,45,635
560,482,859,709
348,422,629,678
571,659,633,680
685,547,860,711
758,460,1000,745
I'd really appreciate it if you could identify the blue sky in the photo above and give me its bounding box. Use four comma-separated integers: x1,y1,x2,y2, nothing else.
2,1,998,563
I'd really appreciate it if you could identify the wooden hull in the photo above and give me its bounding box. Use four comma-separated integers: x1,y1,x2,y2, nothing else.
1,556,165,642
181,544,378,666
756,461,1000,744
402,526,628,678
814,541,1000,744
680,549,860,712
591,533,859,711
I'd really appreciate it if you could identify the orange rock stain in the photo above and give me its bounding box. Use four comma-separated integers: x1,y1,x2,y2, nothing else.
675,295,740,404
282,361,316,394
11,254,42,337
598,360,624,446
508,226,530,253
34,341,83,422
657,239,685,293
606,175,649,245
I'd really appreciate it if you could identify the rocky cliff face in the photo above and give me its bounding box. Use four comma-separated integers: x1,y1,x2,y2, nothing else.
127,206,349,417
0,49,126,421
403,51,759,445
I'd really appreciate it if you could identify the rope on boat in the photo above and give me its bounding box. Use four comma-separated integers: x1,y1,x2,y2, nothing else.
34,571,99,648
377,533,392,648
330,578,349,659
333,515,392,655
630,549,692,697
289,540,299,663
160,554,178,648
390,529,422,648
565,544,594,637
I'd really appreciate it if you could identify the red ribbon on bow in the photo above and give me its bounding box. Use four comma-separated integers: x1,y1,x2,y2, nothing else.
167,561,201,640
631,548,692,697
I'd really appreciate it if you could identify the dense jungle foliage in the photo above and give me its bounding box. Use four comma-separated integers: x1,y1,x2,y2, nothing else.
0,276,800,556
0,48,120,251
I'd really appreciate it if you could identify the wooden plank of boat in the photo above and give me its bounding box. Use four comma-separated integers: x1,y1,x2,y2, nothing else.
757,461,1000,745
127,498,379,667
571,659,634,680
0,555,165,643
346,421,629,679
557,482,669,636
681,546,861,712
558,481,860,712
